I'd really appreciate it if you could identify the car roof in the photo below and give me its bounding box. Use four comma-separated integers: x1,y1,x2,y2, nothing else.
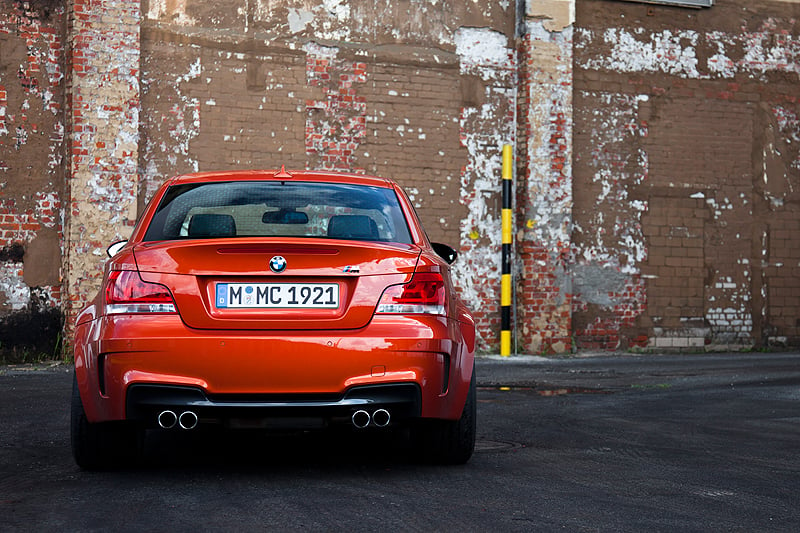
166,169,397,189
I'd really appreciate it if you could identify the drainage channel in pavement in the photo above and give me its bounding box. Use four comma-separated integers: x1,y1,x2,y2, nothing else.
478,385,614,396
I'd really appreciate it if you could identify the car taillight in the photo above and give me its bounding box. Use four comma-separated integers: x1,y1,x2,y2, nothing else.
376,272,446,316
104,270,177,314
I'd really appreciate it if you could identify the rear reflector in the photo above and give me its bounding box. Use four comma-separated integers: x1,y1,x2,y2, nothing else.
105,270,177,314
376,272,446,316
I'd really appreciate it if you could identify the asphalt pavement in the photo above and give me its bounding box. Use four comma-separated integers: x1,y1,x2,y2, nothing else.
476,350,800,390
1,352,799,532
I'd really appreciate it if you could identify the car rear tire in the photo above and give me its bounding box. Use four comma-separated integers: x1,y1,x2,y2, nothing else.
412,366,476,464
71,373,142,470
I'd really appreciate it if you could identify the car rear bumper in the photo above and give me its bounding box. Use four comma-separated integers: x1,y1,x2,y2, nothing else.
126,382,421,430
74,314,473,425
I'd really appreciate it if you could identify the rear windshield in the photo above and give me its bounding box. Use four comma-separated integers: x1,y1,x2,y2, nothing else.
143,181,413,244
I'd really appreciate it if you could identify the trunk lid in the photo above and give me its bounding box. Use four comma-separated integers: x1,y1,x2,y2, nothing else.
133,240,420,330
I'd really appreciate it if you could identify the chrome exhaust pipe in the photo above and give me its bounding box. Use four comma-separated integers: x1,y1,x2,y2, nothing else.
178,411,198,430
158,410,177,429
351,410,371,429
372,409,391,428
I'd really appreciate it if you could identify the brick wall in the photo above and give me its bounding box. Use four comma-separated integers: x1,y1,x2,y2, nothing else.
2,0,800,357
517,13,574,355
63,0,141,327
574,0,800,350
572,90,648,350
0,0,64,356
139,2,518,351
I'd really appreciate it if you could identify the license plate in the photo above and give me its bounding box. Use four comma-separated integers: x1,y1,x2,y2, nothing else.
215,283,339,309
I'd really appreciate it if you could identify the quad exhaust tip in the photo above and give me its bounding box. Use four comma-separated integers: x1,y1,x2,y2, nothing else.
157,410,177,429
352,410,371,429
158,410,198,430
179,411,199,430
372,409,391,427
351,409,391,428
162,408,388,430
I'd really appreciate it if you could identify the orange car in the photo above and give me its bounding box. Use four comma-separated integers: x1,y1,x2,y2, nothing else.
71,169,476,468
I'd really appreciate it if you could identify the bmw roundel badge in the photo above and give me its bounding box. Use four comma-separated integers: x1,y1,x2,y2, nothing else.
269,255,287,273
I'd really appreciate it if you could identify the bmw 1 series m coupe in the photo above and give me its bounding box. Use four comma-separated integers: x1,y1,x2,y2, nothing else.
71,169,476,469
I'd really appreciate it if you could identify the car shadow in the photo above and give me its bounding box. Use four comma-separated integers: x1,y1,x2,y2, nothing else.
134,427,426,472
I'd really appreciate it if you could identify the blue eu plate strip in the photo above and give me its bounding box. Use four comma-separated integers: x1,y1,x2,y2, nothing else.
216,284,228,308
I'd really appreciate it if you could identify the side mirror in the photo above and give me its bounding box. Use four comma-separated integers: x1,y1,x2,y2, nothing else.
432,242,458,265
107,240,128,258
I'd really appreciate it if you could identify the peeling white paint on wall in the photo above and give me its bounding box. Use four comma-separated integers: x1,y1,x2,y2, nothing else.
287,0,355,42
575,10,800,343
572,91,649,343
142,55,202,201
0,5,65,120
577,20,800,80
5,283,61,313
700,188,758,343
578,28,701,78
287,8,314,34
320,0,351,22
707,275,754,341
706,30,738,78
455,27,512,79
451,26,516,342
304,41,367,172
0,264,30,311
452,132,504,304
524,21,573,258
48,121,65,170
246,0,501,48
773,105,800,173
303,41,339,59
35,192,60,228
0,195,62,310
65,0,144,319
86,174,137,226
146,0,195,26
517,18,575,351
705,196,736,221
0,100,7,137
739,19,800,77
